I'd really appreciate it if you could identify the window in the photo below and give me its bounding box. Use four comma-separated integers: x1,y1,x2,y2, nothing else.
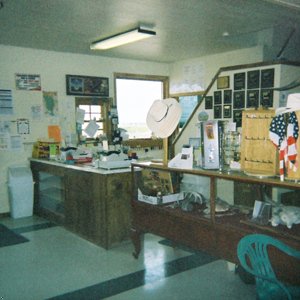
115,73,169,139
75,97,111,140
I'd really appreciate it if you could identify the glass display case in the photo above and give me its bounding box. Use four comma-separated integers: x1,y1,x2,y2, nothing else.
130,161,300,284
38,171,65,216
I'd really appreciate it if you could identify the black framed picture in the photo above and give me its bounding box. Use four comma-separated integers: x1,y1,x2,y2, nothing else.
214,91,222,105
233,91,245,109
205,96,213,109
246,90,259,108
223,105,232,118
66,74,109,96
234,72,245,90
223,90,232,104
233,110,243,128
260,89,274,107
247,70,260,89
214,105,222,119
261,68,274,88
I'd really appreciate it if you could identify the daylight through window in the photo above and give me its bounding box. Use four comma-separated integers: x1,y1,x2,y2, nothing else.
115,75,167,139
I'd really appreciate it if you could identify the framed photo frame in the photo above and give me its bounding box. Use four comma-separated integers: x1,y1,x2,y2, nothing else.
223,105,232,118
223,90,232,104
66,74,109,97
234,72,245,90
233,110,243,128
205,96,213,109
246,90,259,108
214,91,222,105
247,70,260,89
217,76,230,89
233,91,245,109
214,105,222,119
260,89,274,107
261,68,274,89
15,73,41,91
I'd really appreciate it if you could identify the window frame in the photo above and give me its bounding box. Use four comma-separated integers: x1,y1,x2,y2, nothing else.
114,72,169,143
75,97,112,143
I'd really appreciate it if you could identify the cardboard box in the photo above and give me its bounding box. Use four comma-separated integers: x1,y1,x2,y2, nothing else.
137,189,184,205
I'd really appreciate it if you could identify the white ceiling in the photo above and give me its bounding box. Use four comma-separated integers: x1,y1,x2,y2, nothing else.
0,0,300,63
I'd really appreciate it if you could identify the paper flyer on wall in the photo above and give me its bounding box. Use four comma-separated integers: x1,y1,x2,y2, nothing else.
76,108,85,124
0,89,13,115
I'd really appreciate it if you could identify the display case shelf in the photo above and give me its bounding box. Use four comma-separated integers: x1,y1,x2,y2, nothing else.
130,161,300,285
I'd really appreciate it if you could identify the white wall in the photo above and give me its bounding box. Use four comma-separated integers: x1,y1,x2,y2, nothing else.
1,43,293,214
0,45,170,214
169,46,264,94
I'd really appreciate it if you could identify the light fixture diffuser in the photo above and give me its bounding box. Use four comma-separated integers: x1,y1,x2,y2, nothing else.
90,27,156,50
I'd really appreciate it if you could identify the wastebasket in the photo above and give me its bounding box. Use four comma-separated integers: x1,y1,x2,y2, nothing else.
8,165,34,218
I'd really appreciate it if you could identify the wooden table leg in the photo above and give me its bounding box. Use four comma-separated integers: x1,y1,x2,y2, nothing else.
131,227,142,259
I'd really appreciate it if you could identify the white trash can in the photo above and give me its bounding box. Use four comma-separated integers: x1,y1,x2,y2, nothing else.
8,165,34,218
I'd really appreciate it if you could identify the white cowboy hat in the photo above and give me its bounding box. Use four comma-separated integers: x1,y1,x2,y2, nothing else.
276,93,300,115
146,98,182,138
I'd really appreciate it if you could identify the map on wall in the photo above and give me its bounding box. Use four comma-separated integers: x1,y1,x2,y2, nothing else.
43,91,58,116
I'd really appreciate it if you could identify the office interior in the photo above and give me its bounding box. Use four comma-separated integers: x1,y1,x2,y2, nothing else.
1,1,300,299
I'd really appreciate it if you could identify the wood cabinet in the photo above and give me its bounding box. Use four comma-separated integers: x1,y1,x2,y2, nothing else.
30,159,132,249
131,162,300,285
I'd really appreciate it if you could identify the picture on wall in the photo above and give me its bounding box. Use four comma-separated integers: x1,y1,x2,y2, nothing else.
205,96,213,109
234,72,245,90
15,74,41,91
260,89,274,107
214,91,222,105
214,105,222,119
233,110,243,128
247,70,260,89
223,105,232,118
233,91,245,109
66,75,109,97
217,76,229,89
246,90,259,108
223,90,232,104
261,68,274,88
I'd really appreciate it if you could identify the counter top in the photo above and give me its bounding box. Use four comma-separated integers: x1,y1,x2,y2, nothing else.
30,158,132,174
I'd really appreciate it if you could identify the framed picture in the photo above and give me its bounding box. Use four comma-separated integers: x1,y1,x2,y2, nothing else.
261,68,274,88
234,72,245,90
233,110,243,128
233,91,245,109
260,89,274,107
223,105,232,118
223,90,232,104
217,76,230,89
247,70,260,89
246,90,259,108
214,105,222,119
214,91,222,105
15,73,41,91
66,75,109,97
205,96,213,109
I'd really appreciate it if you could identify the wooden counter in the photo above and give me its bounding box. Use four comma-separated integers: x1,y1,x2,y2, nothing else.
30,159,132,249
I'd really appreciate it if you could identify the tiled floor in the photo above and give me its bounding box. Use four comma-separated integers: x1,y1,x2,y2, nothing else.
0,215,256,300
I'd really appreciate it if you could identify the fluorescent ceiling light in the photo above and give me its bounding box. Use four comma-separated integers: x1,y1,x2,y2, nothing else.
90,27,156,50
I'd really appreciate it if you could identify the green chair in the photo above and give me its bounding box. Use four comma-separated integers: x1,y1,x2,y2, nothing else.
237,234,300,300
